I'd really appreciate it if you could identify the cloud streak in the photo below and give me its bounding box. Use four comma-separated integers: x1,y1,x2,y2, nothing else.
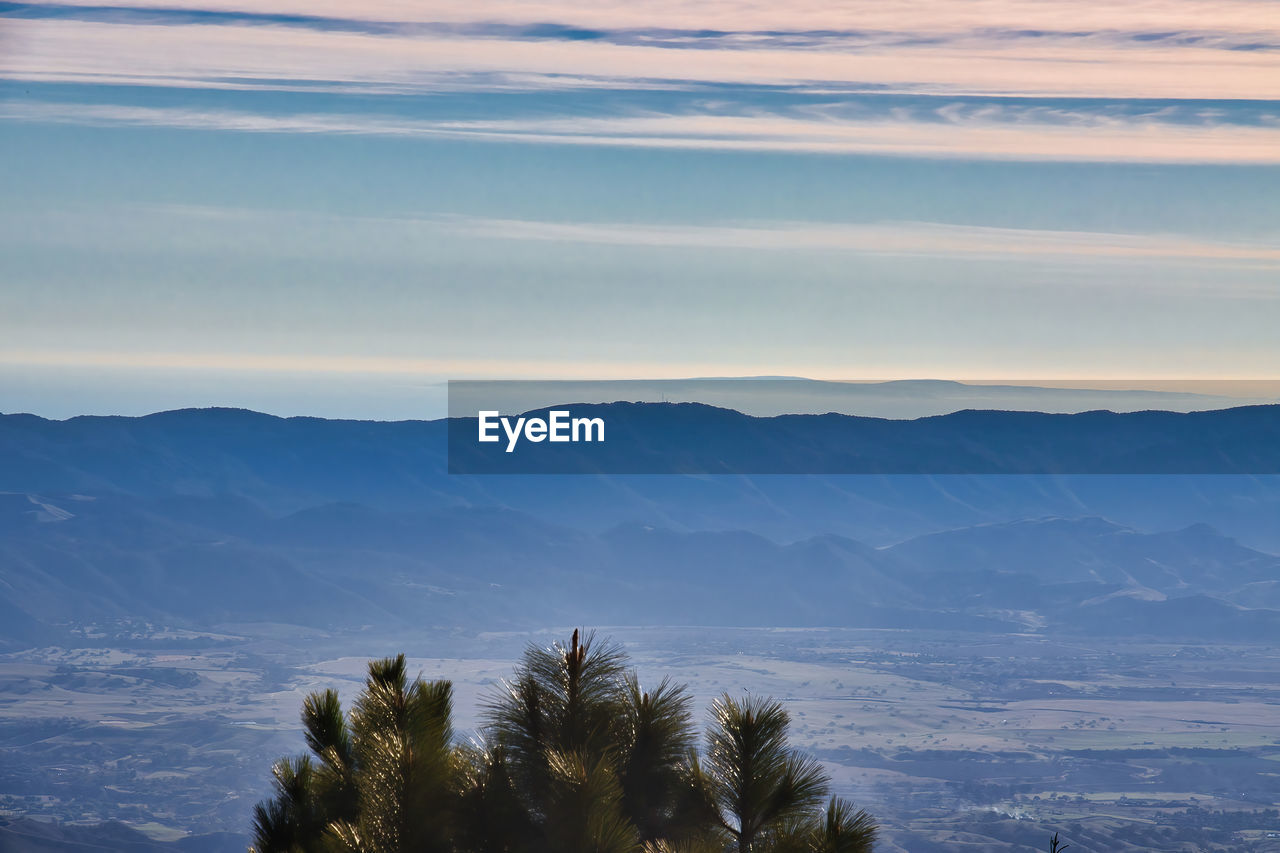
3,13,1279,100
12,0,1280,39
6,99,1280,164
11,202,1277,271
435,216,1280,267
0,0,1274,172
0,348,793,382
4,1,1277,167
4,3,1277,53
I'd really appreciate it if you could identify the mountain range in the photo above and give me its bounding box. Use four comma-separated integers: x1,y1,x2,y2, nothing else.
446,378,1280,420
2,405,1279,646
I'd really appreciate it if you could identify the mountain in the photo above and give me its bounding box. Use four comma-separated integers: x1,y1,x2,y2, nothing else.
891,517,1278,595
887,517,1280,639
2,405,1280,646
448,378,1274,420
0,492,999,640
449,401,1280,474
2,487,1277,644
4,405,1280,551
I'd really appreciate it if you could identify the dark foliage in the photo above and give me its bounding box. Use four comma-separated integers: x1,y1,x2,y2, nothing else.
250,631,877,853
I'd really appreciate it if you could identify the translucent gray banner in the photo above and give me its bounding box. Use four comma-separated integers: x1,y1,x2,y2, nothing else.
446,379,1280,475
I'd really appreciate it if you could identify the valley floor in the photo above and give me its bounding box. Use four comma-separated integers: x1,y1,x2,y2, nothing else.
2,625,1280,852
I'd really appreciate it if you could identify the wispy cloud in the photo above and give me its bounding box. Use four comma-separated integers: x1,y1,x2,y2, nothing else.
6,99,1280,164
435,216,1280,267
4,0,1278,167
0,348,787,381
5,3,1277,53
3,13,1278,100
11,0,1280,40
10,201,1277,271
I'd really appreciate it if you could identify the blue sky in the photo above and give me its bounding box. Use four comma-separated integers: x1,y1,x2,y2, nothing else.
1,0,1278,418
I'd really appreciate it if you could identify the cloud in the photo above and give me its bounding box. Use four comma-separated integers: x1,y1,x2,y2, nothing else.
6,99,1280,164
0,347,777,381
3,14,1279,100
5,3,1277,53
433,216,1280,267
13,0,1280,40
4,2,1277,175
10,201,1277,272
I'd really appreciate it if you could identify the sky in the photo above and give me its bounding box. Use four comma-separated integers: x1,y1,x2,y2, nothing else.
0,0,1278,418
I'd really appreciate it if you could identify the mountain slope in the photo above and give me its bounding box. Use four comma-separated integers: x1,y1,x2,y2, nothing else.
2,490,1277,644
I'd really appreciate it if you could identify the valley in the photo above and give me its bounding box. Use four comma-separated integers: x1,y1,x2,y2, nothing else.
4,625,1280,851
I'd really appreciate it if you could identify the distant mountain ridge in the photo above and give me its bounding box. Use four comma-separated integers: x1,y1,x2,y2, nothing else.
4,405,1280,542
6,400,1280,485
449,400,1280,473
447,377,1278,421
